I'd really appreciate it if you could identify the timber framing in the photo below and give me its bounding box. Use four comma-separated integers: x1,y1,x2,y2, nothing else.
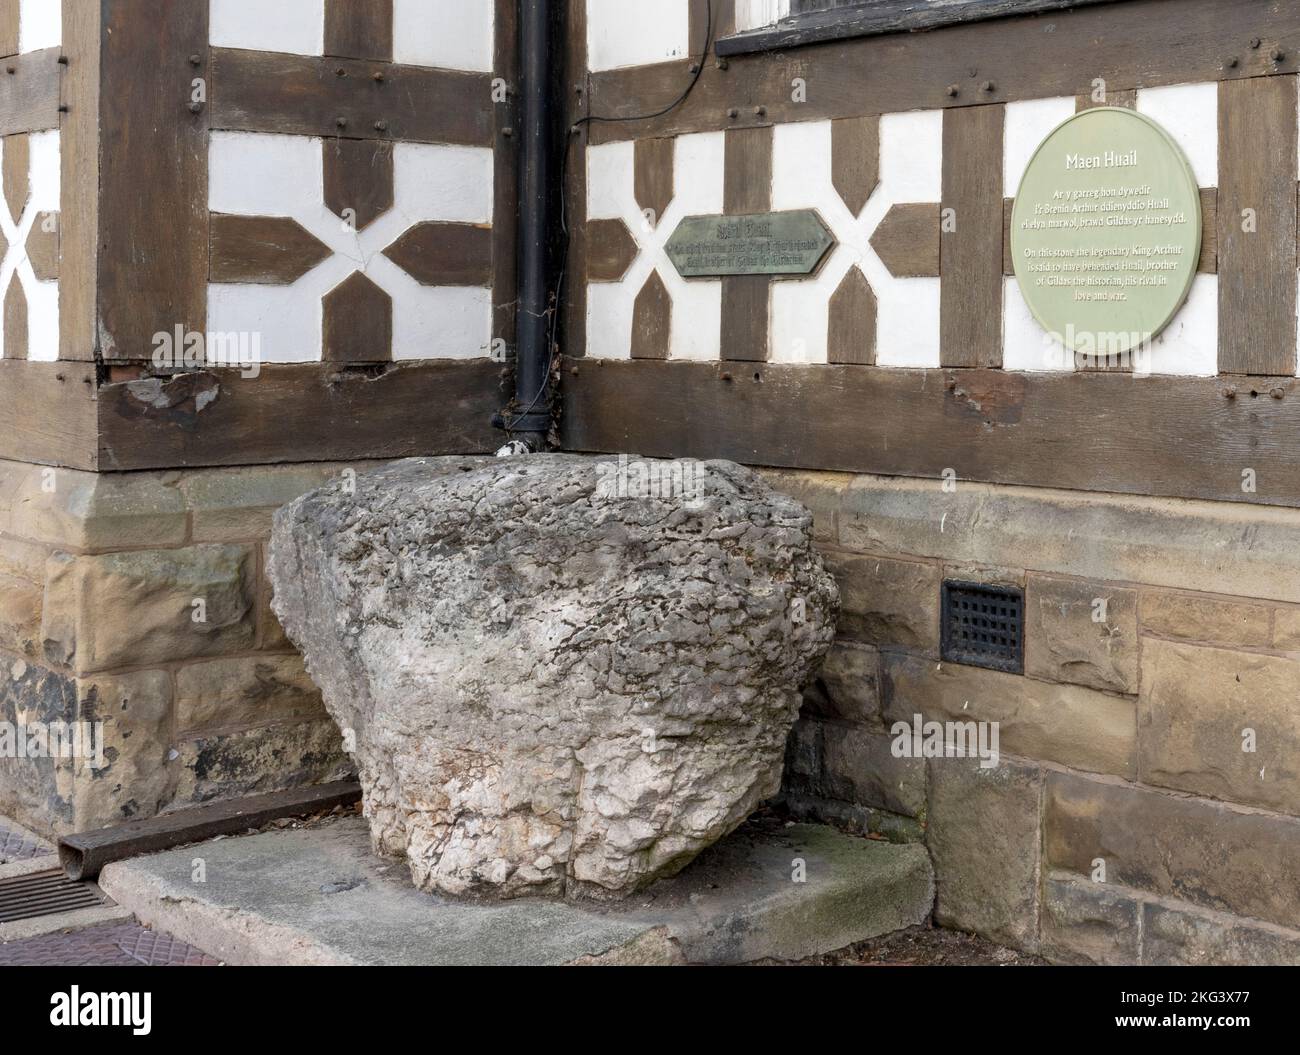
561,358,1300,510
0,47,61,136
208,49,493,147
0,360,97,470
0,358,505,472
2,1,513,471
95,360,507,471
586,0,1300,144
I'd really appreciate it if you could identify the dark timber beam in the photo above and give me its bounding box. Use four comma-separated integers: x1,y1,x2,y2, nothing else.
588,0,1300,144
561,358,1300,509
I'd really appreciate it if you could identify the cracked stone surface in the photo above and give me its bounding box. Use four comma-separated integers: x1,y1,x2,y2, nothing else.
268,455,837,899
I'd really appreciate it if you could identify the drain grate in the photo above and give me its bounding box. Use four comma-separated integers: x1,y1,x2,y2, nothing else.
0,869,110,924
941,580,1024,674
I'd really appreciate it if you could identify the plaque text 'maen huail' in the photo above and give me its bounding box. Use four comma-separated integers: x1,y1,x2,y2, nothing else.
1010,106,1202,358
664,209,835,278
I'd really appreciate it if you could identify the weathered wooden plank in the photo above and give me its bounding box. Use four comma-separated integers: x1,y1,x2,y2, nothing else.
0,47,60,136
210,214,333,284
941,103,1003,368
59,0,101,361
324,0,393,61
492,0,519,349
1075,87,1136,110
24,214,57,280
721,125,772,362
827,265,876,365
0,360,97,469
382,221,494,286
1003,196,1013,276
323,137,394,231
4,273,24,359
1,130,24,222
1198,186,1216,274
631,269,671,360
585,217,639,282
633,137,674,226
322,271,392,362
830,115,878,218
1218,75,1297,376
722,0,1123,54
209,48,493,147
561,358,1300,508
871,203,939,277
689,0,717,56
95,361,505,470
562,0,589,358
98,1,207,361
61,781,363,881
589,0,1300,144
0,1,18,57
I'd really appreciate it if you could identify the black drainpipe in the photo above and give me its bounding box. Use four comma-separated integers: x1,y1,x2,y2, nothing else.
495,0,560,449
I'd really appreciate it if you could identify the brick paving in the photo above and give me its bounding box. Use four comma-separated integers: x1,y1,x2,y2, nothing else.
0,822,54,864
2,817,217,965
0,919,221,966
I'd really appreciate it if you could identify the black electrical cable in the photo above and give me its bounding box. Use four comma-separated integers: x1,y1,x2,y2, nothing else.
503,0,714,435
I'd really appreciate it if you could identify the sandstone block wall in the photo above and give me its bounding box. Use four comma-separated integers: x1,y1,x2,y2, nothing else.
0,457,358,837
766,467,1300,966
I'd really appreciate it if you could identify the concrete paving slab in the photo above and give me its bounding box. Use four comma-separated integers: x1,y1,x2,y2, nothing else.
99,816,933,965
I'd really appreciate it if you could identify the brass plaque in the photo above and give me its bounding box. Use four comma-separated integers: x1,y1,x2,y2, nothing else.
664,209,835,277
1010,107,1202,358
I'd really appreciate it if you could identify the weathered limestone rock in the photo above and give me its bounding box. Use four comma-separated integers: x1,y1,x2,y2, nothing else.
269,455,837,899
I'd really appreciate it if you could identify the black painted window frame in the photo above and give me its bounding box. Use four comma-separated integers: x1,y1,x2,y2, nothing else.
716,0,1133,57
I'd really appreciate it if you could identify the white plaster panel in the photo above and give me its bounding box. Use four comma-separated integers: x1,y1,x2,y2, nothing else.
24,272,58,361
209,133,494,362
771,120,834,364
586,141,634,220
586,131,723,360
19,0,60,53
734,0,791,32
207,282,323,364
1002,277,1069,372
394,0,494,71
1003,95,1075,195
0,131,59,361
27,128,58,210
883,109,943,203
210,132,325,216
390,281,493,361
585,282,633,360
769,113,940,368
1002,97,1076,370
1137,82,1218,189
587,0,689,71
210,0,324,55
1141,273,1218,376
394,143,494,224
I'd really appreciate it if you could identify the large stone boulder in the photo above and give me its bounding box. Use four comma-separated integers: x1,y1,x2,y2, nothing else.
268,454,837,899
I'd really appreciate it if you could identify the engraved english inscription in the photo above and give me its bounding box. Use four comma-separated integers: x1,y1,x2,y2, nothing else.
665,209,836,278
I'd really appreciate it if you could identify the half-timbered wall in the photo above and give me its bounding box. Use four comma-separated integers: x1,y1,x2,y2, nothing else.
0,0,60,365
563,0,1300,966
565,0,1300,510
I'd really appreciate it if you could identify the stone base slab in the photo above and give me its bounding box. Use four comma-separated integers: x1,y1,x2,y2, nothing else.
98,815,934,966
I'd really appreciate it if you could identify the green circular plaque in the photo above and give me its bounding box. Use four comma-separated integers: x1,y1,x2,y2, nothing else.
1010,107,1201,357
